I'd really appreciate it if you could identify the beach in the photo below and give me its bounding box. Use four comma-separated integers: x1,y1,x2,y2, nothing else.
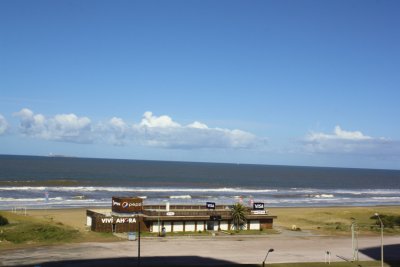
1,206,400,266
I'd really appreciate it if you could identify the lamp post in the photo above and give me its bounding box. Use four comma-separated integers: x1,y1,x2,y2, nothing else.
375,213,384,267
351,218,359,261
137,215,141,267
262,248,274,267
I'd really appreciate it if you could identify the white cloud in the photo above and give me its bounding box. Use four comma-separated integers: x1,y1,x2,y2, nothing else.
0,114,9,135
14,108,93,143
129,112,263,149
12,109,264,149
187,121,208,129
303,125,399,156
140,111,180,128
307,126,372,141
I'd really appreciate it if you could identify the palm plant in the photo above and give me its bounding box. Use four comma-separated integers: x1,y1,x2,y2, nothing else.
231,203,247,231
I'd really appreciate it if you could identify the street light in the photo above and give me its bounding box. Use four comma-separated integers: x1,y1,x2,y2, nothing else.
137,215,141,267
262,248,274,267
374,213,384,267
351,218,359,261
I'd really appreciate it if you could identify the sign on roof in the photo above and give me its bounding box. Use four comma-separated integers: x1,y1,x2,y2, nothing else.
253,202,264,210
206,202,216,210
112,197,143,213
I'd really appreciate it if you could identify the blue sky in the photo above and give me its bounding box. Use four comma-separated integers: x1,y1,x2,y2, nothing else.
1,0,399,169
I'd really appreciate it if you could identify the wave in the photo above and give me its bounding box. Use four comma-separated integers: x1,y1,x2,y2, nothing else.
2,186,400,196
0,197,63,202
372,197,400,200
313,194,334,198
0,186,279,193
170,195,192,199
0,186,48,191
332,189,400,195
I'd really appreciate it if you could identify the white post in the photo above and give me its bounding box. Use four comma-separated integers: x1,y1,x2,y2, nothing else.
325,251,330,264
375,213,384,267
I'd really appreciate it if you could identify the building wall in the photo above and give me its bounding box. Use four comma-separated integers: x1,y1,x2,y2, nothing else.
185,221,196,232
196,221,205,231
249,220,260,230
260,218,273,229
150,221,161,233
219,221,228,231
86,216,92,227
87,209,276,233
163,221,172,232
173,221,184,232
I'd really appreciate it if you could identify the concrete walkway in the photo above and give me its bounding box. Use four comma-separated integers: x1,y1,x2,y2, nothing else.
1,235,399,266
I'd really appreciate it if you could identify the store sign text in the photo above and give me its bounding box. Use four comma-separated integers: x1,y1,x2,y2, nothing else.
101,217,137,224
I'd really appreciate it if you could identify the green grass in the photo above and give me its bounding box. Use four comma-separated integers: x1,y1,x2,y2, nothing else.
0,211,80,245
271,206,400,236
0,223,79,244
0,211,121,248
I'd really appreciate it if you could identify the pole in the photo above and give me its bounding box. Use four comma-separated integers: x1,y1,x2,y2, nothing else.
380,221,383,267
351,222,355,260
262,249,274,267
138,216,141,267
158,210,160,236
375,213,384,267
351,221,359,261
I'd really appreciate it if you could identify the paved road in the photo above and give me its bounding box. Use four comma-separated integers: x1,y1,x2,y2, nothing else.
1,235,399,266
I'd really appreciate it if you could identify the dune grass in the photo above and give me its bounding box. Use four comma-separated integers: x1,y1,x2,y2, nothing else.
0,211,118,250
270,206,400,235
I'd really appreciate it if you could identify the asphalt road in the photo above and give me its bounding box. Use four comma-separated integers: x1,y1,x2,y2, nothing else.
1,235,399,266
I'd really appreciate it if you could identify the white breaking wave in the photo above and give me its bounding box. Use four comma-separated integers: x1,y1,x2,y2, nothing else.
0,197,63,202
332,189,400,195
313,194,334,198
0,186,279,193
0,186,47,191
372,197,400,200
170,195,192,199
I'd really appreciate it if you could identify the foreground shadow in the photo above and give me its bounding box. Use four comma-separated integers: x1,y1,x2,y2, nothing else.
359,244,400,267
17,256,258,267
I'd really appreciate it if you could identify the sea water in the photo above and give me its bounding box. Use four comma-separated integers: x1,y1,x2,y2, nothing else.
0,155,399,209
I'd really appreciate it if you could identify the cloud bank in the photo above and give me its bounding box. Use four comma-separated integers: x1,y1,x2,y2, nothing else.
303,126,399,156
13,109,264,149
0,114,8,135
14,108,93,143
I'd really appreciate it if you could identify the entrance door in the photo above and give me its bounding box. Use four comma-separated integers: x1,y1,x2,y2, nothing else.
112,223,116,233
207,221,219,231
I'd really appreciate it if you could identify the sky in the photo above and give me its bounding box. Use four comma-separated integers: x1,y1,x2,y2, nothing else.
0,0,399,170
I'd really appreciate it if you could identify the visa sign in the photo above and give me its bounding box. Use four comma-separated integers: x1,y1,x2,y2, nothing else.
253,202,264,210
206,202,216,210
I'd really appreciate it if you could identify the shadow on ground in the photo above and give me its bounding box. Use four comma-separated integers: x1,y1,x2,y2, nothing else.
17,256,258,267
359,244,400,267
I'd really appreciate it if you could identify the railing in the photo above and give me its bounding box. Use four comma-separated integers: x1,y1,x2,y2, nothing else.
144,204,233,210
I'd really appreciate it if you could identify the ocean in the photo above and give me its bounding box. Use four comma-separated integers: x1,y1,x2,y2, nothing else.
0,155,399,209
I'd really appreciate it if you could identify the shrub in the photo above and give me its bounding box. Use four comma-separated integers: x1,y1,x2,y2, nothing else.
0,215,9,226
370,214,400,229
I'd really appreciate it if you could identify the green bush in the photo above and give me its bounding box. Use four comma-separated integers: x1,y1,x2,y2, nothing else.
370,214,400,228
0,215,9,226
